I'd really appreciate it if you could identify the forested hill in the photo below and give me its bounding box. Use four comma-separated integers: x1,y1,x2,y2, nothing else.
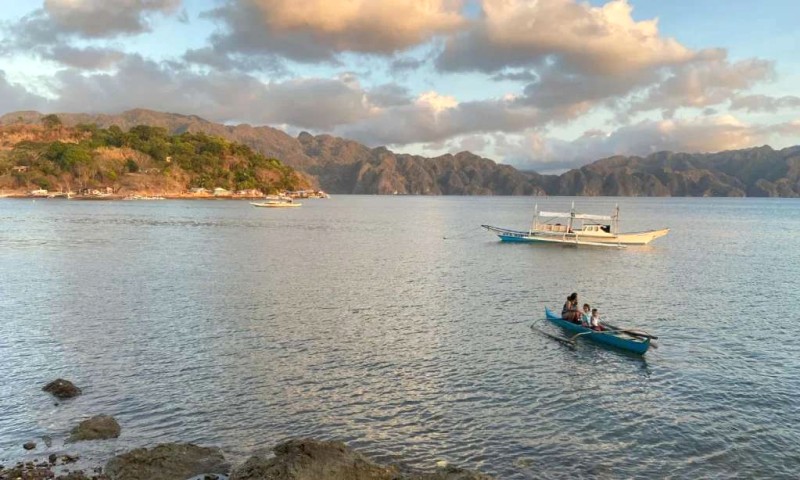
0,118,309,195
3,110,800,197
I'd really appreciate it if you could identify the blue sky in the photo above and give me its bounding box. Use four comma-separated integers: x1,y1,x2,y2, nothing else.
1,0,798,172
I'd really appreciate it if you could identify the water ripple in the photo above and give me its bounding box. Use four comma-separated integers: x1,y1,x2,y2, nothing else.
1,197,800,479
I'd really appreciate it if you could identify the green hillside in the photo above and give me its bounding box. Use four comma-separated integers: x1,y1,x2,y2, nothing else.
0,116,309,195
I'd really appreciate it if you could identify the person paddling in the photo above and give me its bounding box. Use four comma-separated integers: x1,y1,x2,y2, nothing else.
562,293,582,323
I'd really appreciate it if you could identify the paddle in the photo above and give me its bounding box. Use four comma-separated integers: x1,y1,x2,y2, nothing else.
600,322,658,340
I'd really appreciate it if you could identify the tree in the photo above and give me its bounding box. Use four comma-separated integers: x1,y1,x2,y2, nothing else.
41,114,62,130
125,158,139,173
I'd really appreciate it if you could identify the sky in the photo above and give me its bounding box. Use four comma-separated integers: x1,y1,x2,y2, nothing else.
0,0,798,173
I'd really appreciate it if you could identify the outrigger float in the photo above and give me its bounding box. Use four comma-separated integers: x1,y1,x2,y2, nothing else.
482,203,669,247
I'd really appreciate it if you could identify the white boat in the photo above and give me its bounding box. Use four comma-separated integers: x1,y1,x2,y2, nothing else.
482,203,669,247
250,199,302,208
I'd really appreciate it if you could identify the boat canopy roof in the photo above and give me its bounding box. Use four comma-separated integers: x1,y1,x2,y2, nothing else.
538,211,613,221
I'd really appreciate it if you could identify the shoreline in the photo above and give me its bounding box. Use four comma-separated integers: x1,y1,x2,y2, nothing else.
2,378,493,480
2,437,492,480
0,193,329,201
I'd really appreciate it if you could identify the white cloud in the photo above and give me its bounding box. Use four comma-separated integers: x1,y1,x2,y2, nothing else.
730,94,800,113
202,0,465,62
438,0,693,75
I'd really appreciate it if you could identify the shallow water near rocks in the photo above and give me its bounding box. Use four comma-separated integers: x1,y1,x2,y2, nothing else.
1,196,799,479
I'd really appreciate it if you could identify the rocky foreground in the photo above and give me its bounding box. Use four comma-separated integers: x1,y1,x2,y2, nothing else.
1,438,493,480
3,378,493,480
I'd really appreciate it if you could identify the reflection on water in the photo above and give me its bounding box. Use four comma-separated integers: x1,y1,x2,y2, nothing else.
1,196,799,478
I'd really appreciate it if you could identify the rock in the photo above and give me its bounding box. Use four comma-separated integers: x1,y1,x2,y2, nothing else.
104,443,229,480
23,441,37,450
409,464,495,480
49,453,58,464
43,435,53,447
230,438,398,480
62,454,79,464
67,415,121,442
229,438,494,480
42,379,82,399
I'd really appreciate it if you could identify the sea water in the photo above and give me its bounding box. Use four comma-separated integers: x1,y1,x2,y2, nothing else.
1,196,798,478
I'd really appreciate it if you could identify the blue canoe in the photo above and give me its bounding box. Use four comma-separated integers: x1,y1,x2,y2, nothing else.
544,308,650,355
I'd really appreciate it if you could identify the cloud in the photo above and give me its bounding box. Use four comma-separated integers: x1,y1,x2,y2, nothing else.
497,115,800,172
730,94,800,113
516,66,655,115
45,46,126,69
1,1,180,69
630,52,775,116
437,0,692,75
42,0,181,38
431,1,775,124
202,0,465,63
183,47,287,74
335,92,541,146
42,56,381,129
0,71,48,113
366,84,413,108
390,56,426,73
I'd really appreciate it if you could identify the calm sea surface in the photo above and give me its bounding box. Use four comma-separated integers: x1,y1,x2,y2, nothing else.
1,196,799,479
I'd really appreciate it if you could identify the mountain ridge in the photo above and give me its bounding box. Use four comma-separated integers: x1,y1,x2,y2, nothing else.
3,109,799,197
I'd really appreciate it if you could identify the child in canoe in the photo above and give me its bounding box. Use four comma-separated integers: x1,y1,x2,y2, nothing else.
589,308,604,331
581,304,592,326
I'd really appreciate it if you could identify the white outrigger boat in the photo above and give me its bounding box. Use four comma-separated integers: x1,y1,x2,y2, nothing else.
482,203,668,247
250,196,301,208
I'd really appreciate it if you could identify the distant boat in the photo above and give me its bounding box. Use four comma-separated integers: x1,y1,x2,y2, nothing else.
250,199,302,208
482,203,668,247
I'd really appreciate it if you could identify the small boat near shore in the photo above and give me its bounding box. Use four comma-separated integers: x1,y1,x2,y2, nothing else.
482,203,668,247
250,199,302,208
543,308,651,355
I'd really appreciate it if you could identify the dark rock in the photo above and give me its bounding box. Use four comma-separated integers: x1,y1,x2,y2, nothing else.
49,453,58,464
23,441,37,450
43,435,53,447
42,379,82,399
104,443,229,480
229,438,397,480
67,415,121,442
62,454,79,463
229,438,494,480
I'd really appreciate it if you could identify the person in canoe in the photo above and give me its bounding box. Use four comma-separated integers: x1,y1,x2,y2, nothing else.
562,293,582,323
589,308,605,331
581,303,591,325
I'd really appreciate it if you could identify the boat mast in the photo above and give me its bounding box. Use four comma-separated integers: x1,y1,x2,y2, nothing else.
530,203,538,234
613,204,620,234
568,201,575,233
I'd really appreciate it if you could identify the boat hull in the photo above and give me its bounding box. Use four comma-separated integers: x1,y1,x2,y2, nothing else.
482,225,668,246
544,308,650,355
250,202,302,208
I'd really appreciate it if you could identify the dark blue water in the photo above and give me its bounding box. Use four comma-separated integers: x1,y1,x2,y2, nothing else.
1,196,799,478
